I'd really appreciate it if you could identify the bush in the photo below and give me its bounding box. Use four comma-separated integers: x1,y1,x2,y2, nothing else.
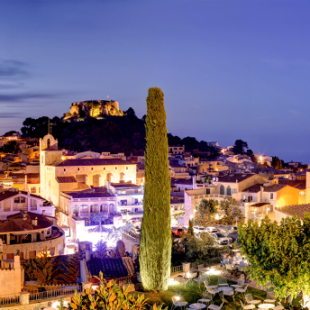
60,272,168,310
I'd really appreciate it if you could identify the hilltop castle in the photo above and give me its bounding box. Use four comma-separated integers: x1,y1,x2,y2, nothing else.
63,100,124,120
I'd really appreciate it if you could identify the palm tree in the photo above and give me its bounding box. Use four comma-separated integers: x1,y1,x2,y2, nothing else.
90,212,107,233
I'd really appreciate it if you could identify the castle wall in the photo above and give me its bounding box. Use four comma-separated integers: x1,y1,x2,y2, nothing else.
0,256,23,295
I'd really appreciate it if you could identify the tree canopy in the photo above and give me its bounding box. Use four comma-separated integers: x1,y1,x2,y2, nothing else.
232,139,248,155
238,214,310,304
219,197,243,225
195,199,218,226
139,87,171,291
272,156,283,170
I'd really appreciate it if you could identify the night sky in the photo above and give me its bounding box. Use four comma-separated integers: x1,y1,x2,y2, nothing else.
1,1,310,163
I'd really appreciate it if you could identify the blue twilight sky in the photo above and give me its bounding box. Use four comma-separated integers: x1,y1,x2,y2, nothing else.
1,0,310,163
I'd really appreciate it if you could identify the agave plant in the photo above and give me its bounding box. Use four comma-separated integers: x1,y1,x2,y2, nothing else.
59,272,168,310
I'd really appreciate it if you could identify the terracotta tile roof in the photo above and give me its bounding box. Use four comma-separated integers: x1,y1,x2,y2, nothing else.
263,184,287,192
0,211,53,232
276,204,310,219
110,183,140,188
218,173,255,183
56,159,134,167
278,179,306,190
0,190,49,202
56,176,77,183
171,178,192,185
242,184,262,193
63,188,112,198
87,257,136,278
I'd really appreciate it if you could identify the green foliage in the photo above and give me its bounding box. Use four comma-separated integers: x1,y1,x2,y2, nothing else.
186,233,216,260
94,240,108,258
22,252,80,284
140,87,171,291
0,140,20,154
238,214,310,301
188,220,194,236
195,199,218,226
272,156,283,170
57,254,80,284
62,272,166,310
232,139,248,155
36,249,62,284
219,197,243,225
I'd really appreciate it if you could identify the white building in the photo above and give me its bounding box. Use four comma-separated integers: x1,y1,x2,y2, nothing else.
0,190,55,220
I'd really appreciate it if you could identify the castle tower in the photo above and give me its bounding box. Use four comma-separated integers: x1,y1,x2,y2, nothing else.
40,134,62,201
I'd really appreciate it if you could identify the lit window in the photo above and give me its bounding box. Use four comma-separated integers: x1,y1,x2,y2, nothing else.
115,167,118,170
126,167,128,170
103,167,106,170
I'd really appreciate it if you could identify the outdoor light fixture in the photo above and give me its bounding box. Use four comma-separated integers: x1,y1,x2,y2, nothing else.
175,296,180,301
169,278,179,286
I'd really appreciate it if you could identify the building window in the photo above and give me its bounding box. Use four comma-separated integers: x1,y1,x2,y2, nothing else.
31,187,36,194
103,167,106,170
227,186,232,196
77,168,80,171
64,168,66,172
115,167,118,170
220,185,224,195
126,167,128,170
91,167,93,171
270,193,273,199
206,188,210,195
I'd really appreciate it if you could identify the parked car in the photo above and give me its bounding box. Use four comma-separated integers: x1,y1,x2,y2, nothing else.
215,225,228,235
226,225,238,233
211,232,232,245
193,226,209,234
172,227,187,237
205,226,219,233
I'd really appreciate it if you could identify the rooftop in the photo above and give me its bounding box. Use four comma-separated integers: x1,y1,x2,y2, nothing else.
218,173,255,183
276,204,310,219
171,178,192,185
0,190,51,203
110,183,140,188
63,188,113,198
0,211,53,233
87,257,136,278
55,158,135,167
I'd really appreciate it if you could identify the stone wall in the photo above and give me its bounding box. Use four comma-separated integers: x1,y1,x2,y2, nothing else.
2,296,72,310
2,232,65,259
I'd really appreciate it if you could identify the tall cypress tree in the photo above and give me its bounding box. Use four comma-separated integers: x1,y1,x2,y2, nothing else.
139,87,171,291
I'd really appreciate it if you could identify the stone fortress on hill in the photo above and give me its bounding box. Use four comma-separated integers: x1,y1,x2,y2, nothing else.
63,100,124,120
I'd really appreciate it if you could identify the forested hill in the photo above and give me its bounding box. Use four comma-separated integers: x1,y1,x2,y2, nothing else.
20,107,219,157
